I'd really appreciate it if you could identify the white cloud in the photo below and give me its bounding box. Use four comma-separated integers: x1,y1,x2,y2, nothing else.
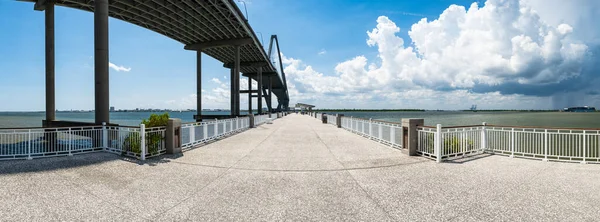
161,0,599,110
318,49,327,55
281,0,600,109
108,62,131,72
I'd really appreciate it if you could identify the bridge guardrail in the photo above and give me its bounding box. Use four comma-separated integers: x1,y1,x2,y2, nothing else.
417,123,600,163
180,117,250,150
338,116,403,149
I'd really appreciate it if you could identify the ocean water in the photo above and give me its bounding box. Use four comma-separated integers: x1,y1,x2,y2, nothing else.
327,111,600,128
0,111,232,128
1,111,599,129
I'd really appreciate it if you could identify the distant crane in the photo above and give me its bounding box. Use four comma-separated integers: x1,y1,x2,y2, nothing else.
470,105,477,112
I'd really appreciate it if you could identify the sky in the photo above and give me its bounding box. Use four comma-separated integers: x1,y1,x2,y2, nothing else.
0,0,599,111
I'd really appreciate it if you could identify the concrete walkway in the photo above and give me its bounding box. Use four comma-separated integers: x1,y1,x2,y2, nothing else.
2,114,600,221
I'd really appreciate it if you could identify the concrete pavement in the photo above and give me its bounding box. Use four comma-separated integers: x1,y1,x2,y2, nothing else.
1,114,600,221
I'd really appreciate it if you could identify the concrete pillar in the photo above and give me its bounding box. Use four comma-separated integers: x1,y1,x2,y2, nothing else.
247,76,252,115
268,76,272,113
248,114,255,128
94,0,109,124
196,51,202,121
230,68,234,116
336,114,344,128
401,118,424,156
166,118,182,154
234,45,241,116
257,67,263,114
45,2,55,122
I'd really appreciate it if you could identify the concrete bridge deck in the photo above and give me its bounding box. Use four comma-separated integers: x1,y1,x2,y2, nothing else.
2,114,600,221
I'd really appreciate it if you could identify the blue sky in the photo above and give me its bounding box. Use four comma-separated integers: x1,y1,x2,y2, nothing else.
0,0,598,111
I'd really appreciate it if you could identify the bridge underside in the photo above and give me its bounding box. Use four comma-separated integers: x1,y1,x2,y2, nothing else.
22,0,289,125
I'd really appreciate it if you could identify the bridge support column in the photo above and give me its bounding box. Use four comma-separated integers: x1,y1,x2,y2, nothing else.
267,76,273,116
247,77,252,115
257,67,263,115
230,68,234,116
45,1,55,124
195,51,202,121
94,0,109,124
401,118,424,156
234,45,241,116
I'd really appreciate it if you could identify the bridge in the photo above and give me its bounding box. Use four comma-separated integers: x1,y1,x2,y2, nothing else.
19,0,290,126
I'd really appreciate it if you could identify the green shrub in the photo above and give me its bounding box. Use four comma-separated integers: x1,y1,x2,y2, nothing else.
123,112,169,156
443,136,474,154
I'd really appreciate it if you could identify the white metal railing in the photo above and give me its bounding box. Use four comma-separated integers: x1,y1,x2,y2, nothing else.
487,126,600,163
417,124,489,162
0,126,105,160
417,123,600,164
255,114,270,126
339,116,403,149
440,126,484,159
327,114,336,125
103,124,166,160
180,117,250,149
417,127,437,158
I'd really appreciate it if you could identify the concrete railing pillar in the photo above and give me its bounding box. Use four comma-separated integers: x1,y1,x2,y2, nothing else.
336,114,344,128
249,114,255,128
401,118,424,156
166,118,182,154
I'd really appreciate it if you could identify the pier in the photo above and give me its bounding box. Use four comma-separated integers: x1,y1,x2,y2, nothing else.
2,114,600,221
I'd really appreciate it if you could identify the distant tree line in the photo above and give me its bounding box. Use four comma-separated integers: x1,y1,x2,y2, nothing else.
311,109,425,112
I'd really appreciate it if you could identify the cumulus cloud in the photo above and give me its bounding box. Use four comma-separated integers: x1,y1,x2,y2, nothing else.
283,0,600,109
108,62,131,72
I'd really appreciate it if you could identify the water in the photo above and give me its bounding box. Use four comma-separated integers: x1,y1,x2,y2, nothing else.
329,111,600,128
0,111,231,128
1,111,599,129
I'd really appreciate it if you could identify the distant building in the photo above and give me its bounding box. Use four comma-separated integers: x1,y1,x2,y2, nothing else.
563,106,596,112
109,106,115,112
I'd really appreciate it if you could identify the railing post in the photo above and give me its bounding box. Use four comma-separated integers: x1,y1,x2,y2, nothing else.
27,129,32,160
543,129,548,162
582,131,587,164
402,118,424,156
481,122,487,153
510,128,515,158
236,117,239,131
350,117,353,132
369,118,373,139
391,126,395,147
214,119,218,137
378,124,383,140
140,123,146,161
436,124,442,163
203,124,208,140
68,128,73,156
166,118,182,154
249,114,255,128
190,124,195,143
102,122,108,150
